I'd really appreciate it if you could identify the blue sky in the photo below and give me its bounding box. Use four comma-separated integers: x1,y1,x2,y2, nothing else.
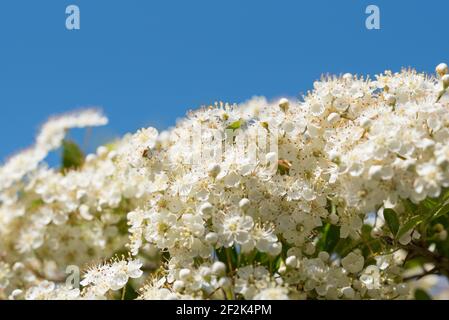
0,0,448,161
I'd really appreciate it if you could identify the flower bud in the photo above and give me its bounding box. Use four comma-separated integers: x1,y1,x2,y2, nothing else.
279,98,290,112
79,204,93,221
97,146,108,157
108,150,117,160
327,113,340,125
199,202,213,215
200,267,212,278
8,289,23,300
85,154,96,163
399,231,412,245
238,198,250,211
268,242,282,256
343,73,353,81
278,263,287,274
285,256,298,268
329,212,339,224
384,94,396,106
211,261,226,276
173,280,185,292
436,63,448,77
370,228,383,238
205,232,218,244
179,268,191,281
218,277,232,289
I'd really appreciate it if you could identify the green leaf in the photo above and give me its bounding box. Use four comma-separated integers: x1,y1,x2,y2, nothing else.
397,216,423,239
383,209,400,237
317,223,340,253
122,282,139,300
442,188,449,201
403,199,418,215
335,239,356,257
414,289,432,300
61,140,85,171
226,119,243,130
422,197,438,210
430,202,449,221
274,255,283,270
29,199,45,211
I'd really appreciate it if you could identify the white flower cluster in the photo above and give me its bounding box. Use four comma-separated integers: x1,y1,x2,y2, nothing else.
80,258,143,298
1,64,449,300
11,257,143,300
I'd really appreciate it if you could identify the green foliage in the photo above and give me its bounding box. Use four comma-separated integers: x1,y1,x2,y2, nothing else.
310,188,449,288
433,217,449,258
414,289,432,300
226,119,244,131
397,216,423,239
29,199,45,211
215,247,238,271
384,209,400,237
122,282,139,300
61,140,85,171
317,223,340,253
428,202,449,222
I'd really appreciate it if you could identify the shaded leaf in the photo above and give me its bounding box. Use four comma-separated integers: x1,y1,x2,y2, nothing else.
397,216,423,239
61,140,85,171
333,237,357,257
403,199,418,215
414,289,432,300
430,202,449,221
122,281,139,300
384,208,400,237
422,197,438,210
317,223,340,253
274,255,283,270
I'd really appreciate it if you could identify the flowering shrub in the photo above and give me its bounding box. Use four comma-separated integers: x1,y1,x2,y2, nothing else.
1,64,449,300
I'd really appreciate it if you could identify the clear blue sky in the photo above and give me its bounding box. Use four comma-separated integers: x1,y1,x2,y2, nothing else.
1,0,448,161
